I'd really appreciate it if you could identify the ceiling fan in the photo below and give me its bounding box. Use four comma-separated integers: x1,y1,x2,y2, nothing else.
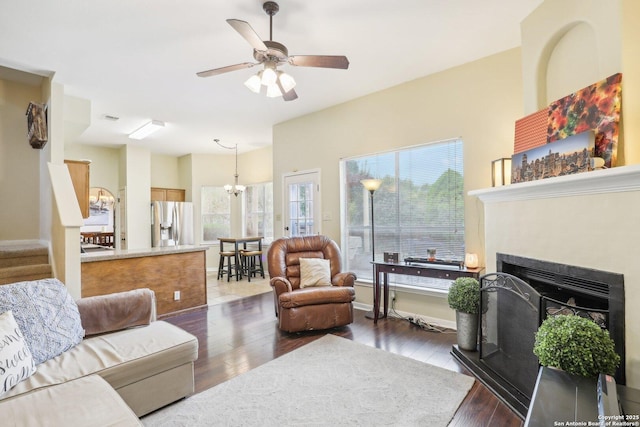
196,1,349,101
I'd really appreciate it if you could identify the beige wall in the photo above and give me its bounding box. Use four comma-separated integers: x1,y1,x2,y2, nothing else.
273,48,524,322
0,77,43,240
150,153,181,189
621,0,640,164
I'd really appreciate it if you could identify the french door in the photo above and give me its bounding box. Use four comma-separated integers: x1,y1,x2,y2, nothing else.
283,170,321,237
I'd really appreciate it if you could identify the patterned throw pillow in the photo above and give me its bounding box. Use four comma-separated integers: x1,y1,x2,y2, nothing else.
0,279,84,365
0,310,37,396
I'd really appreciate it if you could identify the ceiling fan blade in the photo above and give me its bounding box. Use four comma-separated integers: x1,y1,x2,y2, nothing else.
282,88,298,101
227,19,268,52
196,62,257,78
288,55,349,69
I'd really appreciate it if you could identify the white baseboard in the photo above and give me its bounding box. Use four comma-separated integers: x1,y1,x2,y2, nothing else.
353,301,456,330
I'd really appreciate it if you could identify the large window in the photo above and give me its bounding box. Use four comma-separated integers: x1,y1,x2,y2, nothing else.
341,138,464,291
201,186,230,242
244,182,274,243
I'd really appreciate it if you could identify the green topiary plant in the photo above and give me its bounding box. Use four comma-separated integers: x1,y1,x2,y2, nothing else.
533,314,620,378
447,277,480,314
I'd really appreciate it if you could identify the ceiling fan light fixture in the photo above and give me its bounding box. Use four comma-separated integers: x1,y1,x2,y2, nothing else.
266,83,282,98
197,2,348,102
261,66,277,86
278,71,296,93
244,73,262,93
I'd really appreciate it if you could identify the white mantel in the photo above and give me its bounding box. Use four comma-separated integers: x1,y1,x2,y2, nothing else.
470,164,640,203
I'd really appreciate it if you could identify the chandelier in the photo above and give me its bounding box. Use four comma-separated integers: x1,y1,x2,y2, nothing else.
215,139,245,197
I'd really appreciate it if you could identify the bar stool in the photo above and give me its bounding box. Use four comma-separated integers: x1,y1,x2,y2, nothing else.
218,251,241,281
239,249,264,282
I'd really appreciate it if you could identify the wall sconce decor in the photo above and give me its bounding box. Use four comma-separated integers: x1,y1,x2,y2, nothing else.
491,158,512,187
26,102,48,149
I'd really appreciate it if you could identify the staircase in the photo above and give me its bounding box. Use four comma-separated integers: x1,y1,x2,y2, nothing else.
0,242,53,285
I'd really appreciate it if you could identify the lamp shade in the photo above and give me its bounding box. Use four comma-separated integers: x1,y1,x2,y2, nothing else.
491,158,512,187
360,178,382,192
465,253,479,268
244,74,262,93
278,71,296,93
261,67,277,86
266,83,282,98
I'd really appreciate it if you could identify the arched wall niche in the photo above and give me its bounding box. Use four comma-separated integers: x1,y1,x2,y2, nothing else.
532,21,581,111
543,22,599,106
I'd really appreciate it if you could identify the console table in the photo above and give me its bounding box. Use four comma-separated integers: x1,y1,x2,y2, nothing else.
371,261,484,324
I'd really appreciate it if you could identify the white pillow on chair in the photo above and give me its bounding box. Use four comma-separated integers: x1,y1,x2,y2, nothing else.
299,258,333,288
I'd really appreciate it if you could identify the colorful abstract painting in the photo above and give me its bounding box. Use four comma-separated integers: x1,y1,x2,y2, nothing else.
547,73,622,167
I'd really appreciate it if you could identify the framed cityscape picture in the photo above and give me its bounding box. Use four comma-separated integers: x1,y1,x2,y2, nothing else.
511,131,595,183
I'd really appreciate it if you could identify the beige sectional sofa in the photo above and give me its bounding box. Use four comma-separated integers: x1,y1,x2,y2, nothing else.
0,283,198,425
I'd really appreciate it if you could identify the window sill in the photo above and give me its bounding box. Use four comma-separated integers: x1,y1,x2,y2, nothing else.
355,279,448,299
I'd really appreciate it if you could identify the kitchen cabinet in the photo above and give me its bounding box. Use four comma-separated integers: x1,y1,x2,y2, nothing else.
151,187,185,202
65,160,90,218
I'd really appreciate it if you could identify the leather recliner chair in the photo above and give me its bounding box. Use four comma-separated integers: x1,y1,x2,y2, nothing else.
267,235,357,333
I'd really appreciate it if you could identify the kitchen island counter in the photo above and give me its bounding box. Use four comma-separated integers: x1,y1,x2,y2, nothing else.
81,245,205,262
81,245,207,317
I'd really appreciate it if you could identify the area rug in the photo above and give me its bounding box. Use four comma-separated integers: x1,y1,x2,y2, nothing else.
142,334,475,426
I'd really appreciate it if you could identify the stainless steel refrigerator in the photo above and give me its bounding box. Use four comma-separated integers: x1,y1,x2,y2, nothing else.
151,201,194,247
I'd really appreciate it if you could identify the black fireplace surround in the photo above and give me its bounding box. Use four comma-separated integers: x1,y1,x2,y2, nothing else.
451,253,625,419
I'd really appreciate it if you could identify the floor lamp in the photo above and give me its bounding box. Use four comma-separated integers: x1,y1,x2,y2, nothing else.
361,178,382,320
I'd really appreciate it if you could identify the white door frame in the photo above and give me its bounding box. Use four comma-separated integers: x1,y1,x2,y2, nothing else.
282,169,321,237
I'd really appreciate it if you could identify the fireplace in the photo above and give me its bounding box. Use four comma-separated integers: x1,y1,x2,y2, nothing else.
451,253,625,419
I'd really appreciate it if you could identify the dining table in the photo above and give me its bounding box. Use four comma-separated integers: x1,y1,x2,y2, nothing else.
218,236,263,280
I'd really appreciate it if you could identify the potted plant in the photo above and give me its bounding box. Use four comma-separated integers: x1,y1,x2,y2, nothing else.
533,314,620,378
447,277,480,351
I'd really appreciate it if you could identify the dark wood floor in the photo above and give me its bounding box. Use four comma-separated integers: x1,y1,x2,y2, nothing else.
164,292,523,427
